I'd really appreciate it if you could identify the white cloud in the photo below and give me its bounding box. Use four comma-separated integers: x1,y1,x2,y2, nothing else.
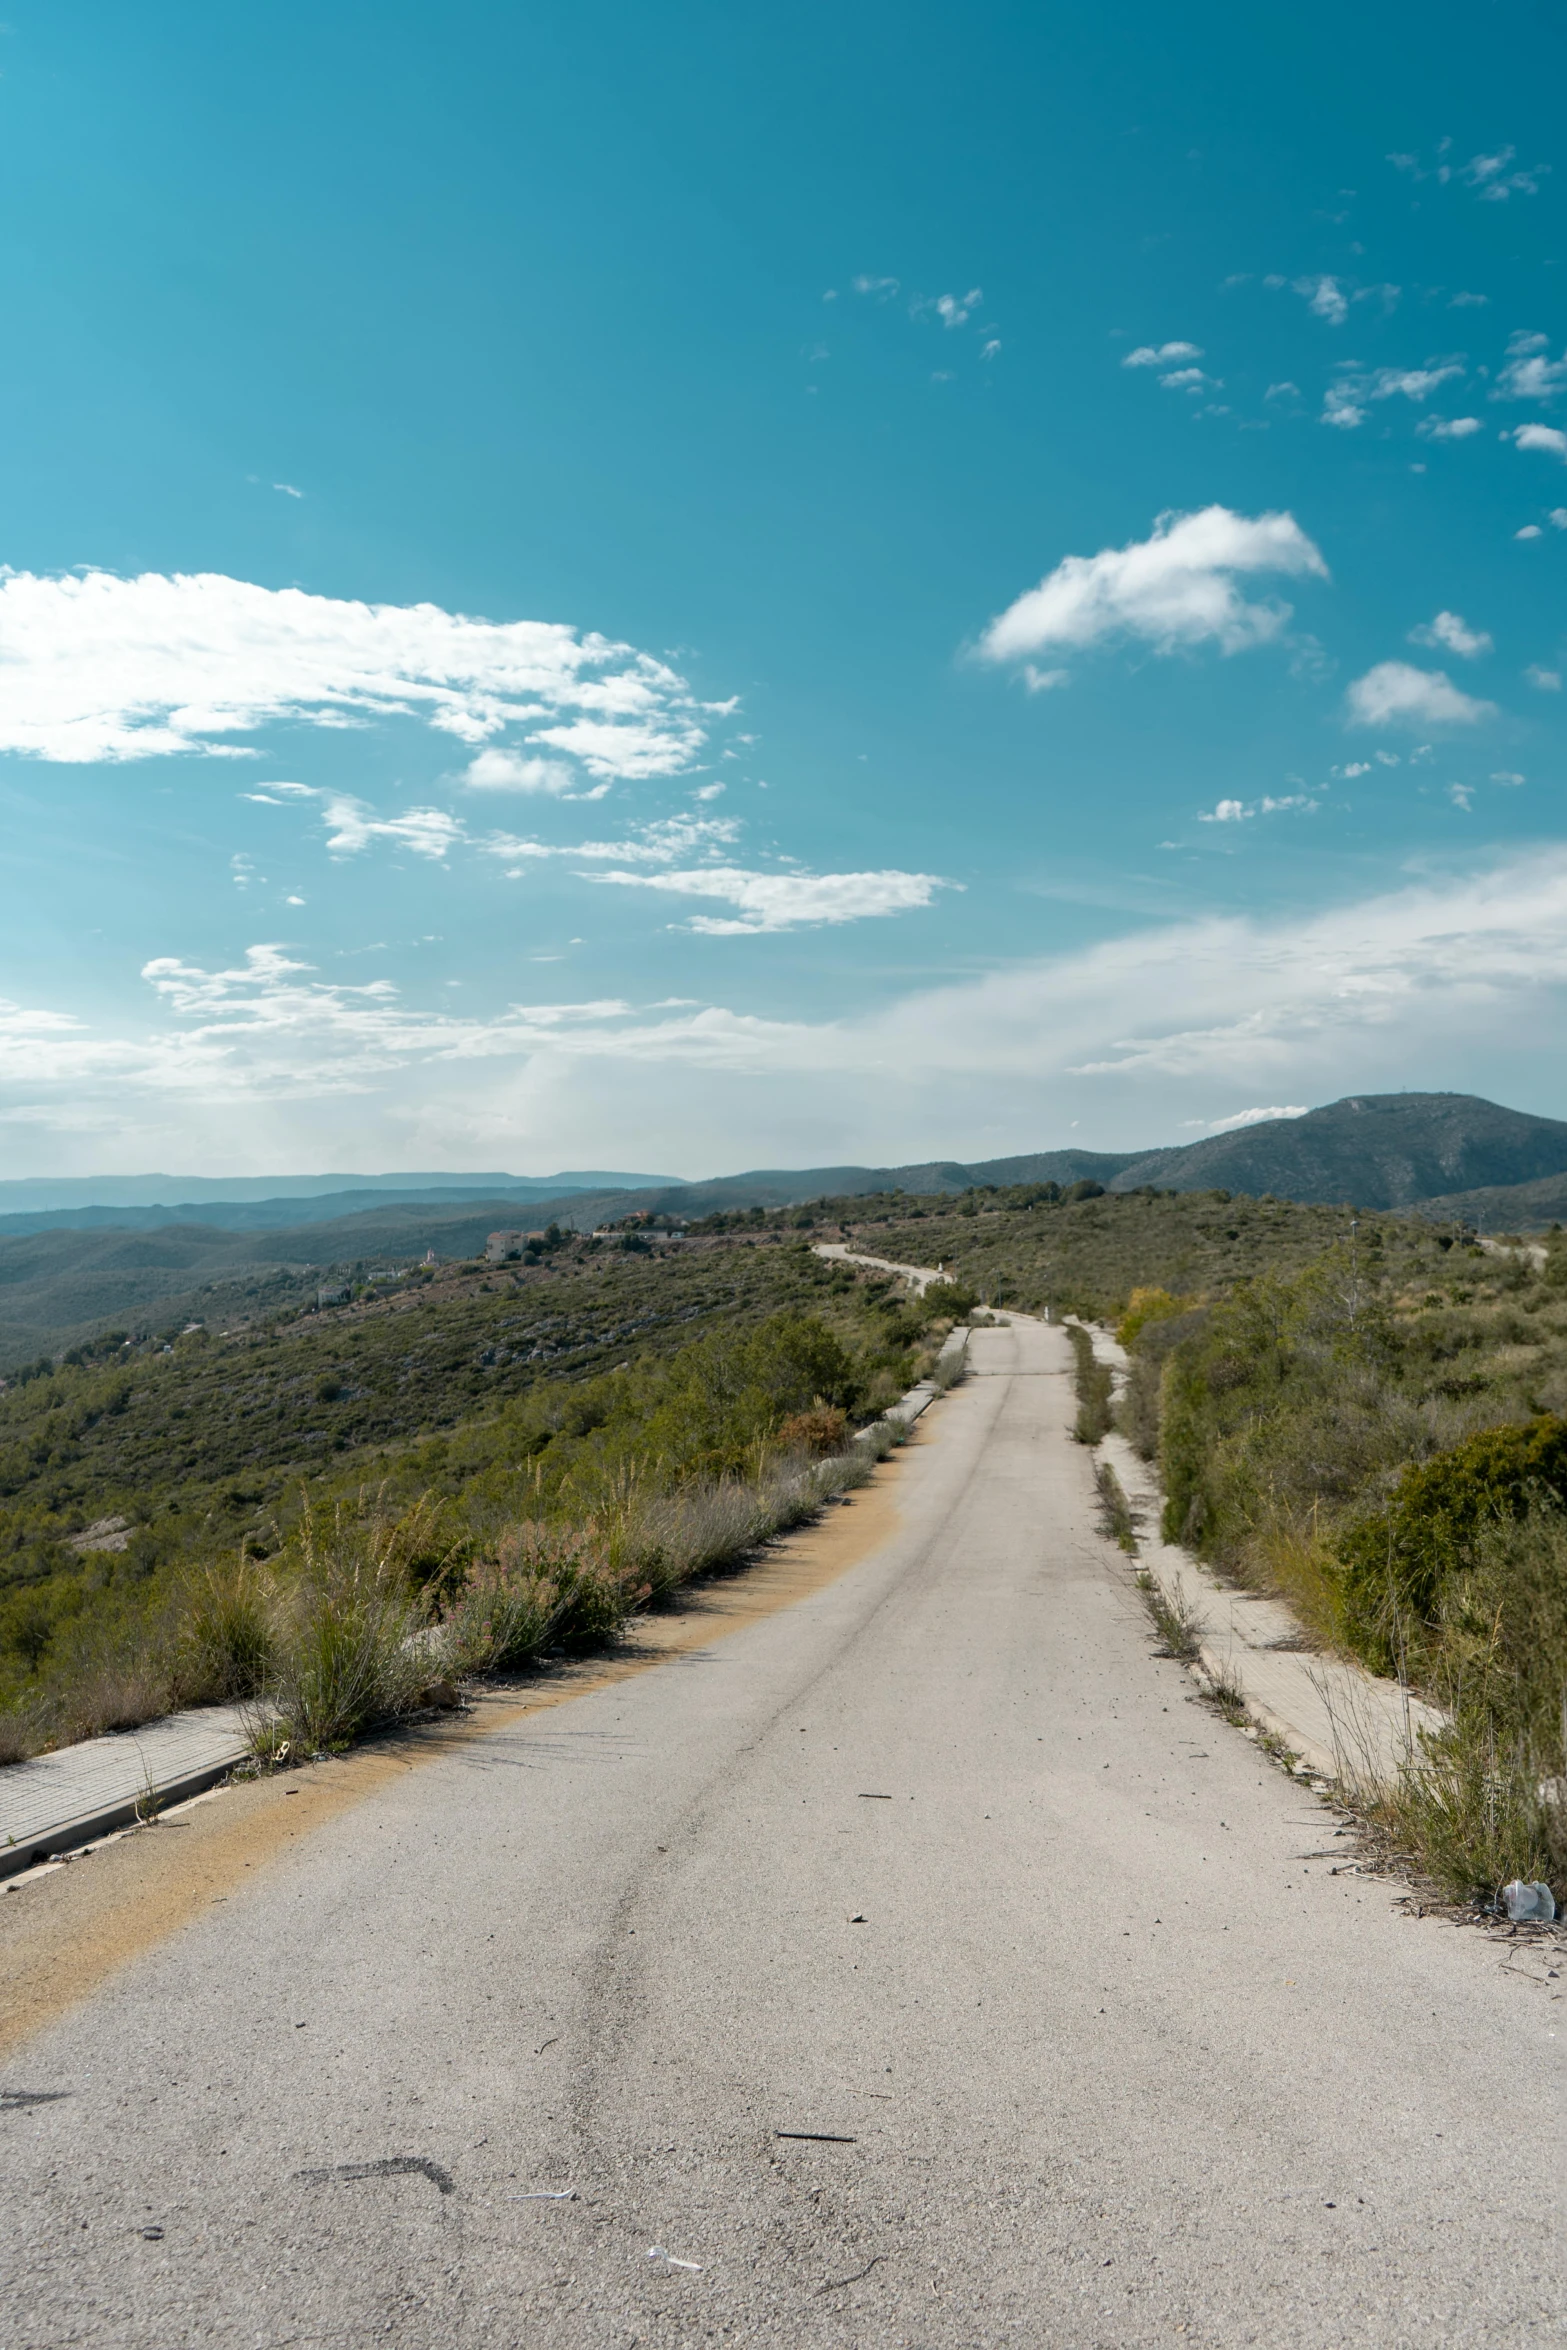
14,851,1567,1173
1374,364,1463,400
320,797,466,861
462,748,581,795
1512,423,1567,460
1324,361,1464,429
1463,149,1547,201
477,815,742,873
1526,665,1562,690
1198,792,1315,823
0,567,708,775
1516,525,1544,541
981,338,1001,361
1264,381,1301,401
1417,415,1482,440
1123,341,1203,368
926,288,982,328
1449,292,1489,308
273,483,304,499
852,275,900,298
1492,771,1526,786
977,506,1327,675
1204,1104,1308,1133
1295,275,1348,325
1345,661,1497,728
1496,335,1567,401
1409,610,1492,659
1158,367,1217,393
588,865,946,934
1553,509,1567,530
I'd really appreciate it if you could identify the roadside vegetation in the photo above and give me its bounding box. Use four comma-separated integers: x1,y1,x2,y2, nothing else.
0,1238,969,1761
761,1181,1567,1910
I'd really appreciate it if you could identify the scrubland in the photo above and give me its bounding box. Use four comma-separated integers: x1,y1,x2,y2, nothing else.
0,1236,961,1761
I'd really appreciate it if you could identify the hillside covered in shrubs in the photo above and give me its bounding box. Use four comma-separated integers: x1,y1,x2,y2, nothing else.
0,1234,968,1761
847,1182,1567,1904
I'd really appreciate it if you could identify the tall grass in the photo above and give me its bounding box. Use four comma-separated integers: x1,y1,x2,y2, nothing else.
1067,1323,1114,1445
260,1495,442,1751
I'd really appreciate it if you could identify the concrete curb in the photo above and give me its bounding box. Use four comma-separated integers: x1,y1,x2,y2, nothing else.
854,1328,969,1442
2,1705,252,1882
1082,1352,1444,1791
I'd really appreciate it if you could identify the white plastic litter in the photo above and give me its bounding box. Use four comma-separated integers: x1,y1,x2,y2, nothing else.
1500,1880,1557,1923
647,2245,703,2271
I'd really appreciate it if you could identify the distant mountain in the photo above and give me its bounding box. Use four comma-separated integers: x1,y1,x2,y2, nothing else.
1410,1173,1567,1231
0,1184,659,1240
1106,1094,1567,1209
0,1169,682,1219
0,1193,626,1363
8,1094,1567,1362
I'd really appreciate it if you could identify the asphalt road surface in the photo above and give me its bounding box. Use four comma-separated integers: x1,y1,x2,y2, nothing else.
4,1317,1563,2348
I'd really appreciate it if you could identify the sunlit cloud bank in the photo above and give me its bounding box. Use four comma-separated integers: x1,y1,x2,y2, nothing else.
976,506,1327,689
0,567,711,776
3,851,1565,1173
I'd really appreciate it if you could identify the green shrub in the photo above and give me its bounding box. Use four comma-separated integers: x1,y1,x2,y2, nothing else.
920,1280,977,1321
262,1495,439,1751
177,1557,274,1701
1067,1324,1113,1445
1115,1286,1189,1349
1335,1415,1567,1669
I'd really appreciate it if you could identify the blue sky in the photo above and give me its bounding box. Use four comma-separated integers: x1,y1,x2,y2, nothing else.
2,0,1565,1178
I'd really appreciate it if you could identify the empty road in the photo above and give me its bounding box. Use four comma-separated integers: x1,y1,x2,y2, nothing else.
3,1316,1562,2347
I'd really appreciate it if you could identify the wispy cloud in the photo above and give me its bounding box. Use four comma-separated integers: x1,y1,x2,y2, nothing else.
478,815,743,871
1409,611,1492,659
587,865,947,934
1123,341,1203,369
0,567,709,775
939,290,982,327
1198,793,1316,823
1345,661,1497,728
1295,275,1348,325
11,853,1567,1166
1495,332,1567,401
1204,1104,1309,1132
1417,414,1482,441
1463,146,1548,200
976,506,1327,677
320,797,467,861
461,748,592,796
1390,145,1547,201
1322,360,1464,430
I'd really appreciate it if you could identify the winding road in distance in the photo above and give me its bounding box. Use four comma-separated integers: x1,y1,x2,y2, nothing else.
4,1315,1562,2347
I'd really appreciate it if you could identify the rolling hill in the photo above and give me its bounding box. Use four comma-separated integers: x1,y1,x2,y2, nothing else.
7,1092,1567,1363
1105,1093,1567,1207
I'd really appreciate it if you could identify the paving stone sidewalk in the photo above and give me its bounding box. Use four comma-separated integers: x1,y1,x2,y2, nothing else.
1,1703,251,1879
